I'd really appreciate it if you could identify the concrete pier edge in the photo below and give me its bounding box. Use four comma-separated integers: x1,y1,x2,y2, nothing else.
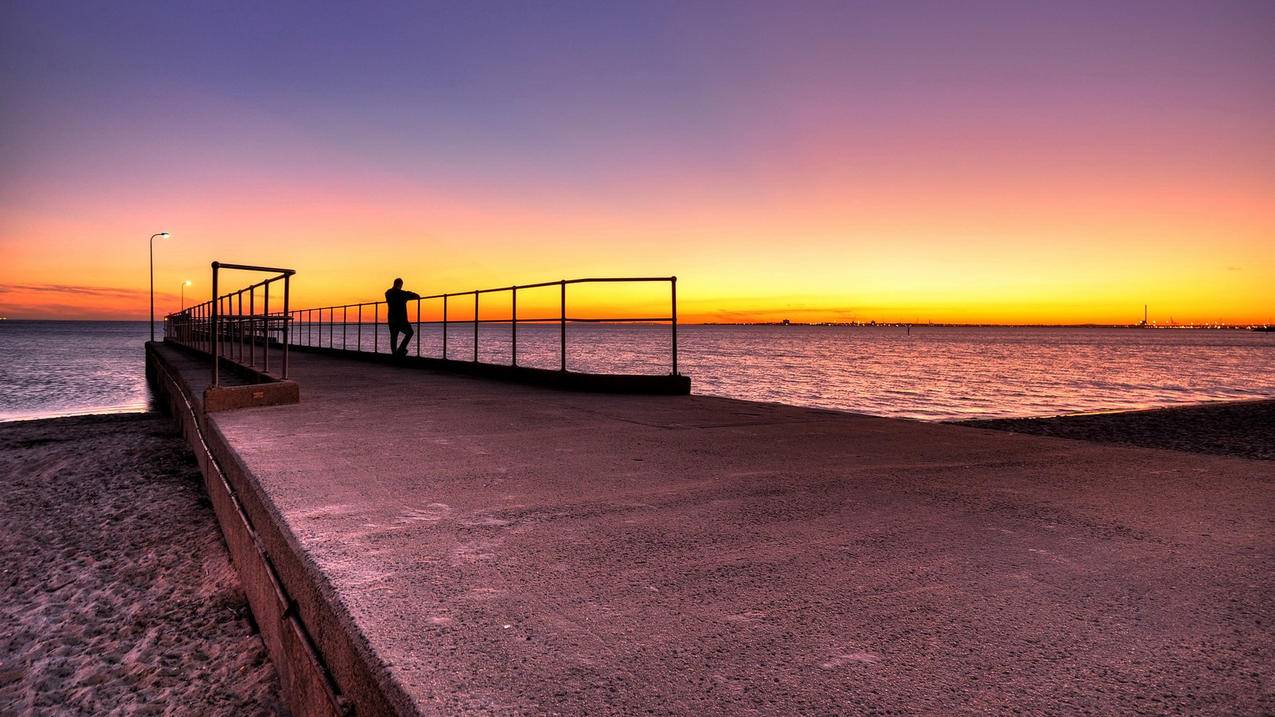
287,342,692,394
146,343,413,716
141,341,1275,713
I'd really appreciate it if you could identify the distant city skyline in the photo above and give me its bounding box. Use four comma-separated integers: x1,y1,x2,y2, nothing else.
2,1,1272,323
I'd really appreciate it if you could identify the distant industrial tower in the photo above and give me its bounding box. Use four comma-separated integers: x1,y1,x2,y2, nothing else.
1139,304,1149,327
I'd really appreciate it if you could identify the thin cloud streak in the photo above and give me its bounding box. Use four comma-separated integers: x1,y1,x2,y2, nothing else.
0,284,167,299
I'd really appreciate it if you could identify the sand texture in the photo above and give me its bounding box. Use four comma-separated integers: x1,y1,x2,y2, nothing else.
957,398,1275,460
0,413,284,716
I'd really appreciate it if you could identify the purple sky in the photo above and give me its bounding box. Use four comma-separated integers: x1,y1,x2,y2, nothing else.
2,1,1272,322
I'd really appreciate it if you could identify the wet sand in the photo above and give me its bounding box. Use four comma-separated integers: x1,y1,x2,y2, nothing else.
0,413,283,715
956,399,1275,460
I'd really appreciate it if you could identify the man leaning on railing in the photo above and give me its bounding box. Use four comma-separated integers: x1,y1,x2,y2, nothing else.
385,278,420,358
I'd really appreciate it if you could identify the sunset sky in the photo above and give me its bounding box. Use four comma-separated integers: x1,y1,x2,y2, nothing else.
2,1,1272,324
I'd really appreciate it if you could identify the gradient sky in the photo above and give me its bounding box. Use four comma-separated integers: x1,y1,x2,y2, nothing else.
2,1,1272,323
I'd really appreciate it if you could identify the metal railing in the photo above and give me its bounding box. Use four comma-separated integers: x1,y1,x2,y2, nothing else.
164,262,296,386
287,277,679,374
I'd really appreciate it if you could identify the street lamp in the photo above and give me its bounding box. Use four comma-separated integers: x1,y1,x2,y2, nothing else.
149,231,170,341
180,279,192,311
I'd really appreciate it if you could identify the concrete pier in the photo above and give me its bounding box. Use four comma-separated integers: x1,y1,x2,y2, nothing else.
146,342,1274,715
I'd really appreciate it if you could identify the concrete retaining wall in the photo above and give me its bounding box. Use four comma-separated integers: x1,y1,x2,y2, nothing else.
146,343,412,716
159,340,302,412
203,380,300,412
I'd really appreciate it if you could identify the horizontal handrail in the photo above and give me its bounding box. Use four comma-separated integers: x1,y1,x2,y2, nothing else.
215,262,296,275
287,276,679,375
163,262,297,386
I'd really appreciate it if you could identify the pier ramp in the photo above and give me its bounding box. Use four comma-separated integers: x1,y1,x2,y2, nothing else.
147,342,1275,716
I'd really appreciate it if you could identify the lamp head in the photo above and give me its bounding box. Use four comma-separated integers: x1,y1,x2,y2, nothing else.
183,280,192,286
159,231,170,239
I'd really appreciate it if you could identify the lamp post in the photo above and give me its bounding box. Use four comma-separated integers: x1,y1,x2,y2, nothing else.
180,279,192,311
148,231,170,341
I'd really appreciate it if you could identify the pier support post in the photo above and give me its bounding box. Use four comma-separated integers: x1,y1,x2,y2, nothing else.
283,274,290,379
671,276,678,376
566,278,571,369
211,261,220,387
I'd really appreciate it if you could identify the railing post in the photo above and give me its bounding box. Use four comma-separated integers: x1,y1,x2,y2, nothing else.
416,298,421,357
343,305,347,349
671,276,678,376
249,288,256,368
357,303,362,351
473,292,479,362
211,262,220,387
511,286,517,367
264,281,270,374
374,303,379,353
283,274,290,379
560,280,566,372
443,294,448,359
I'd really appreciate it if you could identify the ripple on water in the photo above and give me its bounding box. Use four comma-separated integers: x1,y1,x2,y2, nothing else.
2,322,1272,422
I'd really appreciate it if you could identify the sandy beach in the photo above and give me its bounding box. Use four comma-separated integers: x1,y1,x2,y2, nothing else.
0,413,283,715
956,399,1275,460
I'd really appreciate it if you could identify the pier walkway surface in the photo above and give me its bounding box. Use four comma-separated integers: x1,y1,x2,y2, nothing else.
150,343,1274,715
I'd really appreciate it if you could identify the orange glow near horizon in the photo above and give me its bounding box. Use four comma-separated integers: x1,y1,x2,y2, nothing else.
2,4,1272,325
2,167,1271,325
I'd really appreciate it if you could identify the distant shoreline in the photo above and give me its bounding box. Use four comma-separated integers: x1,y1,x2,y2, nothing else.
697,321,1274,330
2,318,1271,330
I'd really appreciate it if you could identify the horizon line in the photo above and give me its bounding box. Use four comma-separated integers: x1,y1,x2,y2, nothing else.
2,317,1269,330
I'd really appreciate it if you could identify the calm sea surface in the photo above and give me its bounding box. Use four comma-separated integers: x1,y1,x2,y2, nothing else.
2,321,1272,422
0,321,154,422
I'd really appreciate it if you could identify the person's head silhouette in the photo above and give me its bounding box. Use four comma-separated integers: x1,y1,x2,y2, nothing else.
393,277,403,289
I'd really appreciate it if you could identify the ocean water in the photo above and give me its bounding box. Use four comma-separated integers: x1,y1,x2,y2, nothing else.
3,321,1273,422
0,321,153,422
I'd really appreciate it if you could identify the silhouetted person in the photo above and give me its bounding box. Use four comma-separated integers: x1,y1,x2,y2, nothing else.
385,278,420,357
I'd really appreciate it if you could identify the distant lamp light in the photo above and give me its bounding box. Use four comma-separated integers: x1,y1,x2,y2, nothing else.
149,230,174,341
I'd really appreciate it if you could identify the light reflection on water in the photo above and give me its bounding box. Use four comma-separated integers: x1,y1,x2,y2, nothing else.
300,322,1274,420
0,321,152,422
2,321,1272,422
